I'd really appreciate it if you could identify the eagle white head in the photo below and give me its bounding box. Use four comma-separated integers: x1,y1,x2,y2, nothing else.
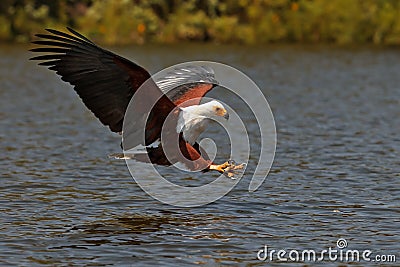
177,100,229,144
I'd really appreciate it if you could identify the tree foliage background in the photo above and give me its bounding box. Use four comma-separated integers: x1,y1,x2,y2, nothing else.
2,0,400,45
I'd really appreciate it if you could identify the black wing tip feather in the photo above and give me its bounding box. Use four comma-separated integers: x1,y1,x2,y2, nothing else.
45,28,73,37
66,27,95,44
30,47,67,53
29,26,155,135
30,27,98,62
32,27,94,47
29,54,59,61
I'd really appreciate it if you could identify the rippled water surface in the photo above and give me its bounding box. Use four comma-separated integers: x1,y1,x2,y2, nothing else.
1,44,399,266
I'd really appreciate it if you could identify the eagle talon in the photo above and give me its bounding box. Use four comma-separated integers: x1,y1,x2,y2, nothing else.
209,161,246,178
226,162,246,178
227,159,236,165
209,161,231,173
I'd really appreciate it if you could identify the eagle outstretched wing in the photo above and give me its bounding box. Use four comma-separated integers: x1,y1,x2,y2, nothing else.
30,27,175,146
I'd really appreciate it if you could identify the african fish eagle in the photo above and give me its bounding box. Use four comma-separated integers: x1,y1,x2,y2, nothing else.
30,28,244,177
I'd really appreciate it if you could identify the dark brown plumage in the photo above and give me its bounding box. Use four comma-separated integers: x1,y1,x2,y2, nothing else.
31,27,174,145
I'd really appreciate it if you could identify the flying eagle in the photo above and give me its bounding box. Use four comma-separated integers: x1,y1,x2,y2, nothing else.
30,28,245,177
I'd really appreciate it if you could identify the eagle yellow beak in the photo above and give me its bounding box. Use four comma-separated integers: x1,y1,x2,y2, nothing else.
223,109,229,120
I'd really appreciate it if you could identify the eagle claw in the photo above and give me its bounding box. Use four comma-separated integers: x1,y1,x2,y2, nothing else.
227,159,236,165
223,162,246,179
209,161,246,178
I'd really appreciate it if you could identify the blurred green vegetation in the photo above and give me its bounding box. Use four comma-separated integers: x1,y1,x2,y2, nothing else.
2,0,400,45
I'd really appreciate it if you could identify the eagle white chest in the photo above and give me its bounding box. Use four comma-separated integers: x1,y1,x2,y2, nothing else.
177,107,210,145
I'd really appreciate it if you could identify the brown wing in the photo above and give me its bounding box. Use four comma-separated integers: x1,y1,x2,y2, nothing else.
30,27,175,145
156,66,218,107
166,83,214,107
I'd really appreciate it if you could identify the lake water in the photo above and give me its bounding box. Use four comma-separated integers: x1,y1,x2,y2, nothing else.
1,44,399,266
